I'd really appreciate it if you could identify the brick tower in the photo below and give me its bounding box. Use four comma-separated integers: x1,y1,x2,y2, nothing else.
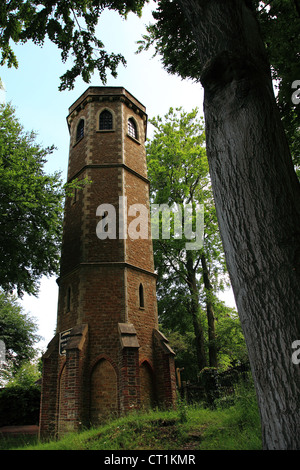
39,87,176,438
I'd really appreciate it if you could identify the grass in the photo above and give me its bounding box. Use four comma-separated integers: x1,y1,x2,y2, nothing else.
0,433,38,450
0,380,262,451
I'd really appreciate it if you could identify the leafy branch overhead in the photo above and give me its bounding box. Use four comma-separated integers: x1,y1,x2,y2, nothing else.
1,1,298,168
0,0,145,90
137,0,300,172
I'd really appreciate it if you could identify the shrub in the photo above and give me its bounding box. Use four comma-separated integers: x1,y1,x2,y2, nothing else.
0,385,41,426
198,367,220,407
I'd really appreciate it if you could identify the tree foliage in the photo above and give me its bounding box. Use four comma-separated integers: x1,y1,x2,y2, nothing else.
0,290,41,384
253,0,300,172
0,103,65,296
0,383,41,426
146,107,246,373
138,0,300,171
5,360,41,388
1,1,298,150
0,0,145,90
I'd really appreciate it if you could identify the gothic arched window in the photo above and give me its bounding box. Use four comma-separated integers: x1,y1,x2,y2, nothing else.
128,118,138,140
76,119,84,141
99,109,113,130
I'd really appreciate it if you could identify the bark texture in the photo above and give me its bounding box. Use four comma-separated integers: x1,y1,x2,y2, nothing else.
178,0,300,449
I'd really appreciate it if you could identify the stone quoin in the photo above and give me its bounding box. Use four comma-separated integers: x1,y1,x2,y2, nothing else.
39,87,176,438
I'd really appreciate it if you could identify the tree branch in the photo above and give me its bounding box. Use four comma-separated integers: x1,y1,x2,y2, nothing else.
157,240,189,284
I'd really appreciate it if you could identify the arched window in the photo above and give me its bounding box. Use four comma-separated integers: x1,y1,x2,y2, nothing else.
139,283,144,308
76,119,84,141
99,109,113,130
128,118,138,140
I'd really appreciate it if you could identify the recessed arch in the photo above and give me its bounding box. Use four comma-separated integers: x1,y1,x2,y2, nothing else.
140,360,155,409
90,358,118,424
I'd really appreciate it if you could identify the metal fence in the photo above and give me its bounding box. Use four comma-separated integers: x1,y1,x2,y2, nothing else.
178,363,251,406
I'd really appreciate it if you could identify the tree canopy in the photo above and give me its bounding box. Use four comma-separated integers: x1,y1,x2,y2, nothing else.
0,290,41,384
138,0,300,171
1,1,298,117
0,103,64,296
0,0,145,90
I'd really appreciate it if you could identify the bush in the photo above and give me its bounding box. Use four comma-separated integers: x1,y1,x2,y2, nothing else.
198,367,220,407
229,378,261,429
0,385,41,426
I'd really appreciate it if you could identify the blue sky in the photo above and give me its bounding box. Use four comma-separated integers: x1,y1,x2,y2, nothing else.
1,3,234,351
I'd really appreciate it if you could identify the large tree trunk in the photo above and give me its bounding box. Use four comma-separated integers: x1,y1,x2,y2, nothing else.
178,0,300,449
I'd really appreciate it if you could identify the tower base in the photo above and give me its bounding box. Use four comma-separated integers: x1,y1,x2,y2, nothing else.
39,324,176,439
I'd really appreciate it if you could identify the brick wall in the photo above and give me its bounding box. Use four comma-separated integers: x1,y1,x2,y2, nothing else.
119,347,140,414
